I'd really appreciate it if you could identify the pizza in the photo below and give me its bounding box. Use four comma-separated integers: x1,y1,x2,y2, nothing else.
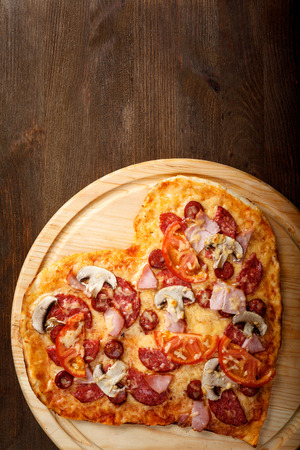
20,175,281,447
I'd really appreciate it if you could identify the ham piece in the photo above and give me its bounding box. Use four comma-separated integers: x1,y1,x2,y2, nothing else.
184,211,220,254
191,401,210,432
104,307,125,337
210,281,246,315
137,264,158,290
235,230,253,262
242,334,265,353
165,311,186,333
144,374,173,394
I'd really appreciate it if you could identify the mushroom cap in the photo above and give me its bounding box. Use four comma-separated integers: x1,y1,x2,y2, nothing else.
202,357,237,401
232,311,267,336
204,234,243,269
32,295,57,334
76,266,117,297
93,360,127,397
154,286,195,322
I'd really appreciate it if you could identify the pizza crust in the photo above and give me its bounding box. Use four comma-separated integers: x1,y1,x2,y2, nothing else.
20,176,281,447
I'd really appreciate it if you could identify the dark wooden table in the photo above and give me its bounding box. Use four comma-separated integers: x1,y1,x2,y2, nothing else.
1,1,299,449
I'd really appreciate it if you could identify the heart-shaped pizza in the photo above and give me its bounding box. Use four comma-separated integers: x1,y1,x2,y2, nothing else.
20,175,281,446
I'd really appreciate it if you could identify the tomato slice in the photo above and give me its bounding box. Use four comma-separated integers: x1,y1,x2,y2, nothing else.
162,222,208,283
56,312,86,378
155,331,219,365
218,335,276,388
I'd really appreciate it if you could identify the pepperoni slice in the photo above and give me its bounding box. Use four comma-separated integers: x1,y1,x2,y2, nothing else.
224,323,246,346
240,385,260,397
72,383,104,403
50,325,65,343
47,294,92,328
209,389,247,426
47,346,62,366
128,368,168,406
104,339,124,359
148,249,165,269
91,283,114,312
83,339,100,362
159,213,184,234
156,269,192,289
112,277,140,328
184,201,203,219
247,299,266,317
214,207,237,239
107,388,127,405
186,380,203,400
237,253,263,294
218,310,234,318
196,289,212,308
214,262,234,280
140,309,159,334
138,348,179,372
55,370,73,389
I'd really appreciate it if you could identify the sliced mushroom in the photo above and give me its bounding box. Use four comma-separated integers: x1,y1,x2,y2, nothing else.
93,360,127,398
232,311,267,337
204,234,243,269
32,295,57,334
154,286,195,322
202,358,237,401
76,266,117,297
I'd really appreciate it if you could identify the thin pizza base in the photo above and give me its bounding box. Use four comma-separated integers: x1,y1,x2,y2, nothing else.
20,176,281,447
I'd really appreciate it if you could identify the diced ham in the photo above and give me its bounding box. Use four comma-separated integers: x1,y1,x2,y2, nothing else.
210,281,246,315
137,264,158,290
165,311,186,333
66,271,88,294
74,367,94,385
235,230,253,262
242,334,265,353
104,307,125,337
196,211,220,234
184,225,211,254
178,413,189,427
191,401,210,432
144,374,173,394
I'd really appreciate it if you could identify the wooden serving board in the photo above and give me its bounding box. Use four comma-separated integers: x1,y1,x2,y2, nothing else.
11,159,300,449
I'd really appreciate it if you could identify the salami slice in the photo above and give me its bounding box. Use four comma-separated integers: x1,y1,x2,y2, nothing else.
91,283,114,312
47,346,61,366
148,249,165,269
140,309,159,334
55,370,73,389
50,324,65,343
214,206,237,239
128,368,168,406
214,262,234,280
184,201,203,219
186,380,203,401
224,323,246,346
196,289,212,308
112,277,140,328
138,348,179,372
237,253,263,294
209,389,247,426
107,388,127,405
83,339,100,362
72,383,104,403
47,294,92,328
156,269,192,289
104,339,124,359
240,385,260,397
247,298,266,317
159,213,183,234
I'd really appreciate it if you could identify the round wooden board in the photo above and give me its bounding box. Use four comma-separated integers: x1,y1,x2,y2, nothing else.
11,159,300,449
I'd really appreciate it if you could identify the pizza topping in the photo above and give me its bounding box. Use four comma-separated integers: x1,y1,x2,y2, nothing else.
164,311,186,333
72,383,104,403
213,207,237,239
186,380,203,400
196,289,212,308
55,370,74,389
204,234,243,269
214,261,234,280
76,266,117,297
83,339,100,362
104,339,124,359
93,360,127,398
47,294,93,328
224,323,246,346
66,271,88,293
191,401,210,432
128,368,168,405
241,334,265,354
50,324,65,343
159,212,184,234
185,224,212,254
148,249,165,269
232,311,267,337
184,201,204,219
210,281,246,315
162,222,208,283
239,385,260,397
137,264,158,290
140,309,159,334
155,286,195,323
138,348,179,372
112,277,140,328
209,389,247,426
47,346,62,366
196,210,220,235
236,253,262,294
202,357,237,401
144,374,173,394
155,331,219,365
104,307,125,337
247,298,266,317
234,230,253,262
157,269,192,289
107,388,127,405
32,295,57,333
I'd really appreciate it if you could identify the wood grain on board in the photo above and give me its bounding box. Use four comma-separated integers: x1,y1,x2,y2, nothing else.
1,1,299,449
